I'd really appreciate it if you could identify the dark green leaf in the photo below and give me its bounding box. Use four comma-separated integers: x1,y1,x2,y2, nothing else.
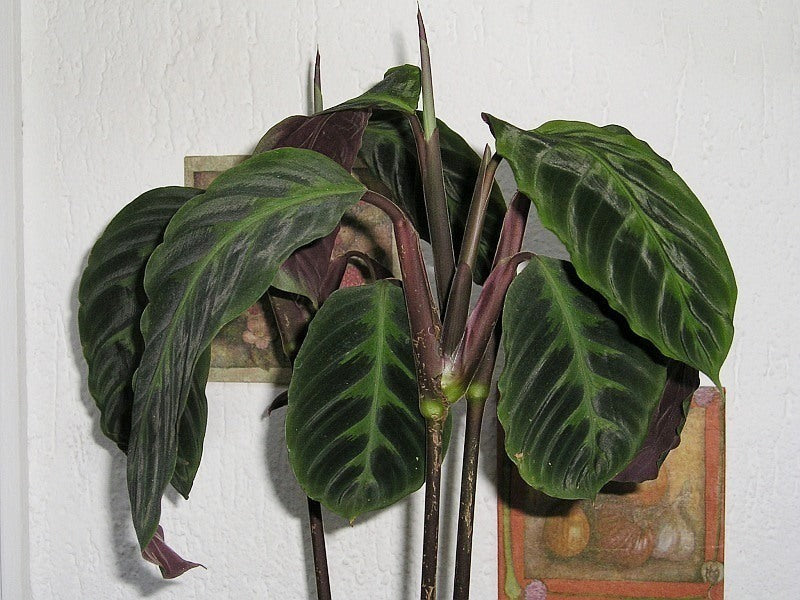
253,109,371,305
356,113,505,282
77,186,210,497
286,280,424,520
325,65,421,114
485,115,735,385
170,349,210,498
498,256,668,499
128,148,366,548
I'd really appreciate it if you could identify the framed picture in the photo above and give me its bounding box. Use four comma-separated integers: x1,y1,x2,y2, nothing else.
184,155,397,383
498,387,724,600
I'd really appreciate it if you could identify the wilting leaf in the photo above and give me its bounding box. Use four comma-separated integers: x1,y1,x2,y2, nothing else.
141,525,204,579
614,360,699,483
128,148,366,548
485,115,736,385
356,113,505,282
325,64,421,114
498,256,668,499
286,280,425,520
78,186,210,497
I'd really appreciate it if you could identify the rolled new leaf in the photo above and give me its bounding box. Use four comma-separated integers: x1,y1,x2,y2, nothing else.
286,280,424,520
78,186,210,498
128,148,366,549
498,256,668,499
356,113,505,282
485,115,736,386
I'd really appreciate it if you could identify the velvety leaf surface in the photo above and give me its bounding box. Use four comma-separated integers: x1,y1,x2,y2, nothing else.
128,148,366,547
253,109,371,304
325,64,421,114
356,113,505,282
286,280,424,520
485,115,736,385
497,256,668,499
78,186,210,497
613,360,699,482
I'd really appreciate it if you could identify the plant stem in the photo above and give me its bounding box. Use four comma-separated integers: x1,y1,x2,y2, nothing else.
362,191,444,413
421,416,445,600
307,497,332,600
441,148,500,356
452,401,485,600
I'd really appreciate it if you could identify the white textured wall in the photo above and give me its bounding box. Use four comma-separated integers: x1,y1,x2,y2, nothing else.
17,0,799,598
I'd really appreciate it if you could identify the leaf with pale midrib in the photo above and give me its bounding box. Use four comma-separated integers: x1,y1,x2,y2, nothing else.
498,256,668,499
286,280,424,520
128,148,365,548
77,186,209,498
485,115,736,386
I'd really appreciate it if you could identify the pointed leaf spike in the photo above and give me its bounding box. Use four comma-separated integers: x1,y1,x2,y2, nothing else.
313,48,323,114
417,7,436,139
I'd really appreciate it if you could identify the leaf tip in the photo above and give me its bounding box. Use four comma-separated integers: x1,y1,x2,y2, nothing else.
417,5,427,42
142,525,205,579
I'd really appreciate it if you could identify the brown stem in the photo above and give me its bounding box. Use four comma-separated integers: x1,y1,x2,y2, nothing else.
441,149,500,356
421,417,445,600
307,498,332,600
361,191,444,415
452,339,497,599
452,398,486,600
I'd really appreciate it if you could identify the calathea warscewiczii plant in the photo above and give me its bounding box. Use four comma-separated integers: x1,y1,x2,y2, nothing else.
78,11,736,600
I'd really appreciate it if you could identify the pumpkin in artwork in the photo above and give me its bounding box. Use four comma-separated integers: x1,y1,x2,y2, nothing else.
543,504,590,558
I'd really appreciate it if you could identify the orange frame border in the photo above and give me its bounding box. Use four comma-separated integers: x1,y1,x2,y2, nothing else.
498,387,724,599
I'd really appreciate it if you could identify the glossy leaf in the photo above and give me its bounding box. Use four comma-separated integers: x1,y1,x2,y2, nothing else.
356,113,505,282
485,115,736,385
497,256,668,499
326,64,421,114
613,360,699,483
77,186,210,497
128,148,366,548
286,280,424,520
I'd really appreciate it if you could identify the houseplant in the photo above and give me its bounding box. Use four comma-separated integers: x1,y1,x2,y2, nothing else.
78,11,736,600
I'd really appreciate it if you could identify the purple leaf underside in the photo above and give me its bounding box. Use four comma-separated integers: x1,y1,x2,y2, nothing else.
614,360,700,483
141,525,204,579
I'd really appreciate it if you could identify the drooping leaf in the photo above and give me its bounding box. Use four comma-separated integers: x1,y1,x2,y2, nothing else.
286,280,425,520
128,148,366,548
77,186,210,497
253,109,371,304
613,360,699,483
170,349,210,498
497,256,668,499
356,112,505,282
485,115,736,385
141,525,204,579
325,64,421,114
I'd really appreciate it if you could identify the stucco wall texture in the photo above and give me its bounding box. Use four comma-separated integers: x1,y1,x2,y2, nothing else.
18,1,799,598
